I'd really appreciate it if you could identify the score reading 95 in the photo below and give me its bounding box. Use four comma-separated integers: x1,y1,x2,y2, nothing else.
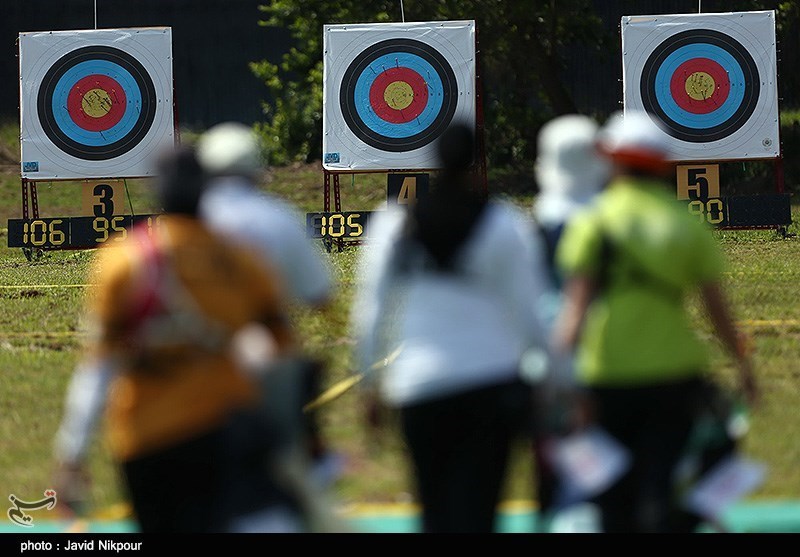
306,211,373,239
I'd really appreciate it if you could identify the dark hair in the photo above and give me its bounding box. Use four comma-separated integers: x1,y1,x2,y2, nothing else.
405,122,486,270
155,145,206,216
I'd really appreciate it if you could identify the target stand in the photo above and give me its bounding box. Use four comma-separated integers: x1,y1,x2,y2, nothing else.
9,27,177,259
622,11,792,234
311,20,486,251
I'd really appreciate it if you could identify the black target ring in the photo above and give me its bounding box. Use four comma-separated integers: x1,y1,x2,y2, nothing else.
339,38,459,152
37,46,157,161
640,29,760,143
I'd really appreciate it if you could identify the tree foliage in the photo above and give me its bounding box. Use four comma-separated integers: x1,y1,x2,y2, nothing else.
252,1,799,171
251,0,608,168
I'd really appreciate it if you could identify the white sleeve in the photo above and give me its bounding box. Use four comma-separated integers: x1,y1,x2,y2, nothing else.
53,358,117,465
497,209,576,386
350,209,405,382
270,200,333,307
491,205,554,347
469,204,567,383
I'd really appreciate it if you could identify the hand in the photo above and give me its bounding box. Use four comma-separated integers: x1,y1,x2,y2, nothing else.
737,358,759,408
564,388,596,432
535,385,595,436
52,462,91,519
365,390,384,431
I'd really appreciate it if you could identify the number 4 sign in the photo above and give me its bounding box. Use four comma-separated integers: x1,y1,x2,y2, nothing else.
387,173,429,205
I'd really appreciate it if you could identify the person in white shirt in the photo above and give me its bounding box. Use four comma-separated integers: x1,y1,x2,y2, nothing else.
197,122,332,308
351,122,554,533
196,122,338,484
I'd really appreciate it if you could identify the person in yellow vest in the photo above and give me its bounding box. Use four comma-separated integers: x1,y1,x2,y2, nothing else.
553,111,758,532
52,145,309,532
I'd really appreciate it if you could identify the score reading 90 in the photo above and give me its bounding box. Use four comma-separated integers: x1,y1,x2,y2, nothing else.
306,212,372,239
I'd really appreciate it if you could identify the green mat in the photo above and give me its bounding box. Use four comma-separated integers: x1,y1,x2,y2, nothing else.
3,501,799,533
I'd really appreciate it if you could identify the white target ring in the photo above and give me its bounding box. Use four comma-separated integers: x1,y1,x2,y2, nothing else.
323,20,476,171
19,28,175,180
622,11,779,161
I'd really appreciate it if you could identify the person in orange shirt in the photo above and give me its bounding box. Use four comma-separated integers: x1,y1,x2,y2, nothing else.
52,145,306,532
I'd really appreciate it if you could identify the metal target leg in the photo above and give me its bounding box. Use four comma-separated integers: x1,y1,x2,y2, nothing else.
20,178,43,261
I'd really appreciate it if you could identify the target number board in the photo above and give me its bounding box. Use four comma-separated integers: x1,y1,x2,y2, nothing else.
323,20,476,171
7,181,162,249
622,11,779,161
19,27,175,180
306,173,430,240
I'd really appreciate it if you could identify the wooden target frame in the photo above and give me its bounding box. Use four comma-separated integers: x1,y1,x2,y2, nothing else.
313,20,487,251
11,27,178,258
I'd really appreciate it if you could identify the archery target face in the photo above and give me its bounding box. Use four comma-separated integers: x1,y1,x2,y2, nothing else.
19,28,175,179
622,11,779,161
323,21,476,171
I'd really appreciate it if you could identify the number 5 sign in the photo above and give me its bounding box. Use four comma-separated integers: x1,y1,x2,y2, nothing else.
676,164,720,200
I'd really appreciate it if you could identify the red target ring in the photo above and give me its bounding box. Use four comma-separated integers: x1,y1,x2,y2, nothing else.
66,74,127,132
669,58,730,114
368,67,428,124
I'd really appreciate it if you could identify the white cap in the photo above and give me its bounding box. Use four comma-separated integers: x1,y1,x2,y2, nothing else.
534,114,610,226
596,110,673,172
196,122,263,178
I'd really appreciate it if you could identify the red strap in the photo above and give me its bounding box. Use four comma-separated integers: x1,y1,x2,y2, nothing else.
125,225,166,332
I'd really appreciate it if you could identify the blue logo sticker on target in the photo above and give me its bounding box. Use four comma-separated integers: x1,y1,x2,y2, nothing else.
324,152,340,164
22,162,39,172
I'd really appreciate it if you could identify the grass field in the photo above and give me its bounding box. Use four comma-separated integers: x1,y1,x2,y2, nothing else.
1,121,799,526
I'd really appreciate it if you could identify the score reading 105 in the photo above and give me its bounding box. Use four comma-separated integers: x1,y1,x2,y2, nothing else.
306,212,373,239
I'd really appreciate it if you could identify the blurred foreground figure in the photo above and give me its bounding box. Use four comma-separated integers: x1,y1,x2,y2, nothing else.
533,114,611,291
52,145,316,532
530,114,610,531
197,122,331,308
553,110,758,532
351,122,554,532
197,123,339,485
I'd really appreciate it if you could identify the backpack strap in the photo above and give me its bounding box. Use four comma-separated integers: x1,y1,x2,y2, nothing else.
124,223,232,358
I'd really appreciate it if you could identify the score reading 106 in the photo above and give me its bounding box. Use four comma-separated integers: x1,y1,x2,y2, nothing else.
7,182,162,249
7,214,163,249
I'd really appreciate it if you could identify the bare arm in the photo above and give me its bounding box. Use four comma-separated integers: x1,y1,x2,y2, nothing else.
700,282,758,406
552,275,595,354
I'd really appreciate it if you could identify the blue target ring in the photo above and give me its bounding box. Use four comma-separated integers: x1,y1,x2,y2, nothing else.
50,60,143,147
640,29,759,143
37,46,157,160
340,38,458,152
654,44,746,129
353,52,444,139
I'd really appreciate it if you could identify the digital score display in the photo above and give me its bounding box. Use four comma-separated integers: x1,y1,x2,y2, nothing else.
676,165,791,228
8,181,164,250
681,194,792,228
305,211,374,240
7,214,162,249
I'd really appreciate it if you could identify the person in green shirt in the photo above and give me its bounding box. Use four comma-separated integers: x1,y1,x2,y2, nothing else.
553,110,758,532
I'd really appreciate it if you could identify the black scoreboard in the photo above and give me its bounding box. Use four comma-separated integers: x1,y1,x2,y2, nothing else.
7,214,162,249
682,194,792,228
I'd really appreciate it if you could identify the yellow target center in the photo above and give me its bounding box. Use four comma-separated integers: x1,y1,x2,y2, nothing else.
685,72,716,101
384,81,414,110
81,88,113,118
